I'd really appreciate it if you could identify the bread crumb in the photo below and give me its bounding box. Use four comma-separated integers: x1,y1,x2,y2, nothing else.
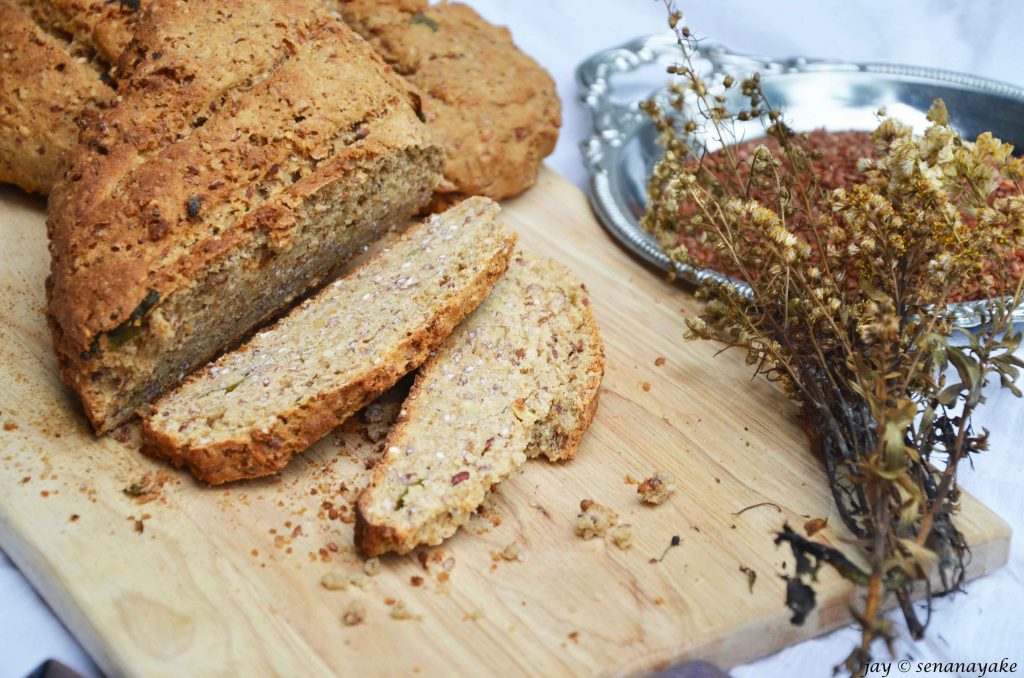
410,575,424,587
608,523,633,550
122,471,171,504
492,541,524,562
390,601,422,621
363,557,381,576
3,421,18,431
349,573,371,590
574,499,618,539
320,571,349,591
624,474,638,485
803,517,828,537
655,357,667,366
342,602,365,626
637,472,676,505
363,402,399,442
112,424,132,443
641,381,651,392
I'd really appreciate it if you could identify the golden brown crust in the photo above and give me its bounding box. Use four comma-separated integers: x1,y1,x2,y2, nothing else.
546,368,603,462
14,0,140,63
353,509,402,558
48,1,415,355
141,218,516,485
335,0,561,205
354,254,604,557
0,0,115,194
47,0,441,432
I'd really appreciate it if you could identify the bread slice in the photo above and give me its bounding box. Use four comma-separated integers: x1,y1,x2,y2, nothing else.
355,252,604,556
334,0,561,208
46,0,443,433
141,197,515,484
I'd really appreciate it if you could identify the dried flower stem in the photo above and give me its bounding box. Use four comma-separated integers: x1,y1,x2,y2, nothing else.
644,2,1024,673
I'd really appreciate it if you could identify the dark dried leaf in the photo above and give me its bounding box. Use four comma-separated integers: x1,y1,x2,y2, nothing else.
783,576,815,625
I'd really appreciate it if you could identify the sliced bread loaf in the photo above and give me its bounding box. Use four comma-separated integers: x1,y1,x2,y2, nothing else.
46,0,443,433
141,197,515,485
355,252,604,556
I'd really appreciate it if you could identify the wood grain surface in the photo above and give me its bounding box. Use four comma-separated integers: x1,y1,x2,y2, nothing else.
0,169,1011,677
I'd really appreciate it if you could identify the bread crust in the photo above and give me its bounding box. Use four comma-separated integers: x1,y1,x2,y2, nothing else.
15,0,139,63
335,0,561,206
48,2,414,357
46,0,443,432
355,254,604,556
529,277,604,462
141,200,515,484
0,0,116,194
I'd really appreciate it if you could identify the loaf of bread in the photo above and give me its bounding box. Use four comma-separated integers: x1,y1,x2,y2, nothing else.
335,0,561,209
4,0,560,203
141,197,515,484
355,252,604,556
0,0,136,194
47,0,444,433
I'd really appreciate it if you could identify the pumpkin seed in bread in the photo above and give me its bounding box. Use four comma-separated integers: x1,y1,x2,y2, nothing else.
47,0,443,433
141,197,515,485
355,252,604,556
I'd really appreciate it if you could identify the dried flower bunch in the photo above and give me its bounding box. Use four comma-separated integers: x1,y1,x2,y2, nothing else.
642,2,1024,672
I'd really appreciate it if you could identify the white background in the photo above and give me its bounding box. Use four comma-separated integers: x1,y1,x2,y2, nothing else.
3,1,1023,676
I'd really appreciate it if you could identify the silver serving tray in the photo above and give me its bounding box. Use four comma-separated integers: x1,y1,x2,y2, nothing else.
577,33,1024,329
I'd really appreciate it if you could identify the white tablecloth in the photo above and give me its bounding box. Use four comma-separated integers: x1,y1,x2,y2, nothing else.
3,2,1022,676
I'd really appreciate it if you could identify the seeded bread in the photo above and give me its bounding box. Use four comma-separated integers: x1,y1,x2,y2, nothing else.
0,0,136,194
355,252,604,556
335,0,561,209
14,0,138,63
141,197,515,484
47,0,444,433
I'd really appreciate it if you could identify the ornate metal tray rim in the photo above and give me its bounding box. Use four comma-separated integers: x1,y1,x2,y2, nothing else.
576,33,1024,329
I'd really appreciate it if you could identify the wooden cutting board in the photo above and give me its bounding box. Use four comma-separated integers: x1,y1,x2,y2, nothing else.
0,169,1010,677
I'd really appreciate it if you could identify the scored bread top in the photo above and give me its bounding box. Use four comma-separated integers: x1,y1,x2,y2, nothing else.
46,0,437,360
0,0,116,193
142,197,515,483
355,252,604,555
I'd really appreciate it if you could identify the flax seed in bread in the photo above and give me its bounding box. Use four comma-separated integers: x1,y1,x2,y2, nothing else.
0,0,134,194
355,252,604,556
47,0,444,433
335,0,561,208
141,197,514,485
